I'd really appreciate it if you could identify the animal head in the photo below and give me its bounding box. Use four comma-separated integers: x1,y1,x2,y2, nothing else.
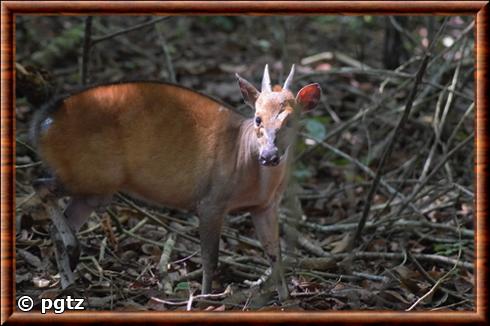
236,64,321,166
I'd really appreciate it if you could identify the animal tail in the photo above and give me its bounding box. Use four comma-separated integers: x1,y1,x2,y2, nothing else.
29,96,64,149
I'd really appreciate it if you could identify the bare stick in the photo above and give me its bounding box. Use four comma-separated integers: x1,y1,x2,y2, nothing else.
187,285,232,310
154,22,176,83
353,53,430,245
339,251,471,270
446,102,474,150
406,217,463,311
388,16,418,47
295,78,413,163
43,200,79,288
80,16,93,86
158,234,176,274
285,250,472,271
281,216,474,238
395,131,474,217
92,17,171,44
244,268,272,288
302,133,424,218
150,285,231,310
409,251,470,301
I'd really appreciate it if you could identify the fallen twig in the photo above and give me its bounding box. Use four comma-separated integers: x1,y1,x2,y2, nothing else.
158,234,176,274
281,216,474,238
406,217,463,311
395,131,474,217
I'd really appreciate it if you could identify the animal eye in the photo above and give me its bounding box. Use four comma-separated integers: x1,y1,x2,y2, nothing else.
255,116,262,126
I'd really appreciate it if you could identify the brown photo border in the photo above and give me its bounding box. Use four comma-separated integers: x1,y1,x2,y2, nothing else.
1,1,487,324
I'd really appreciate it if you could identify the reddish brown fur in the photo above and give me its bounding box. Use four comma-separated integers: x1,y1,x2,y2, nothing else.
35,74,319,297
37,82,282,212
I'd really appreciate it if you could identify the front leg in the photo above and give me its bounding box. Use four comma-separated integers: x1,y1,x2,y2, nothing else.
198,206,226,295
251,204,288,301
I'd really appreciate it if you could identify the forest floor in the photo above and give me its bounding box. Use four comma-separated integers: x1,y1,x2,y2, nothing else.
15,16,475,311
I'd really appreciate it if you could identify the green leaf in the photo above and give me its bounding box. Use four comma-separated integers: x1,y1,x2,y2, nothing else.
174,282,190,291
456,130,468,141
313,16,338,24
257,39,271,50
332,158,349,166
305,118,327,142
199,17,236,31
293,163,313,181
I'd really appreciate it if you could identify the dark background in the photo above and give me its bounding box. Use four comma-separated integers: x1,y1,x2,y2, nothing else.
15,16,475,311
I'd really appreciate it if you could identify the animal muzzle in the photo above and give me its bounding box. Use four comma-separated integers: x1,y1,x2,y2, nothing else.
259,148,280,166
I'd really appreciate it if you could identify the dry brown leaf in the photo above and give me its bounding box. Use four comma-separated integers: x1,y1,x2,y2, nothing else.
382,289,411,304
330,232,352,254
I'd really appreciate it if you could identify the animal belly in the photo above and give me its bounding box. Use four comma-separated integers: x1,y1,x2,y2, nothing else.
121,178,199,211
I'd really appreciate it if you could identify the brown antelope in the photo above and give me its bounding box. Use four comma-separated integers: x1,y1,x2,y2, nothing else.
31,64,321,300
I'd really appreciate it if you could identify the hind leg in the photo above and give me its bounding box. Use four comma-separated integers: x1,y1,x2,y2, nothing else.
65,195,112,231
43,199,79,288
33,177,67,200
34,177,112,231
198,204,227,295
58,194,112,261
48,195,112,288
33,178,112,287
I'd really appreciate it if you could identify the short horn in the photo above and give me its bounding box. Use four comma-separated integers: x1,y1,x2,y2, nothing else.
283,64,295,90
261,64,271,92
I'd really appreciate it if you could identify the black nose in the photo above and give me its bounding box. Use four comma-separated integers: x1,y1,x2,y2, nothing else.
270,154,279,165
259,150,280,166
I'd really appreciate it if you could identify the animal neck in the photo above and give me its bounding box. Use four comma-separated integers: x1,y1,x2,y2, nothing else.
237,118,259,170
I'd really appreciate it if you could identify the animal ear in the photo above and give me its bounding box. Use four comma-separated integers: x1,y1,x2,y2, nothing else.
296,83,321,112
236,73,260,108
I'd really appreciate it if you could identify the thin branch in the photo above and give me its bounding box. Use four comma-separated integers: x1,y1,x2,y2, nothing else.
396,131,474,217
388,16,418,47
406,216,463,311
154,22,176,83
281,216,474,238
353,53,430,245
298,67,413,81
243,268,272,288
302,133,425,218
92,16,171,44
409,251,470,302
341,251,472,270
151,285,232,311
158,234,176,274
286,251,472,271
295,78,414,163
446,102,474,150
80,16,93,85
